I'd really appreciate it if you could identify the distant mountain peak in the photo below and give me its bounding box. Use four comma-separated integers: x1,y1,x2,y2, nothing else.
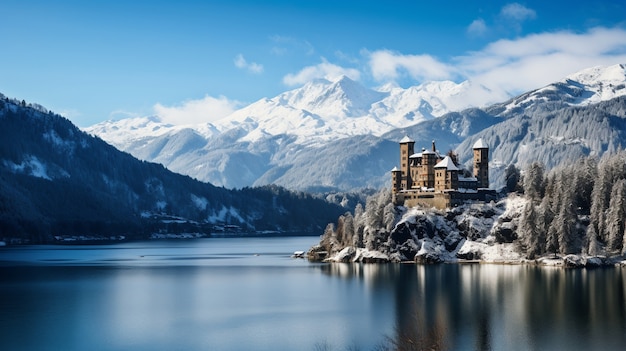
565,63,626,86
499,63,626,114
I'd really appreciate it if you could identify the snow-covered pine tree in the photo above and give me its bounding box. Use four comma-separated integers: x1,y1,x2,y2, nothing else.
540,193,557,257
545,222,559,257
589,157,613,243
605,179,626,254
590,151,626,244
572,157,597,214
523,162,545,203
341,212,355,248
353,203,365,248
504,164,522,193
555,180,579,254
585,225,602,256
519,201,541,258
319,223,337,253
383,202,396,233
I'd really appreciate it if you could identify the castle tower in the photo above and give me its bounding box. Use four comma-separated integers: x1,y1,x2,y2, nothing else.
420,149,437,188
391,167,402,203
473,138,489,189
399,136,415,190
434,156,459,191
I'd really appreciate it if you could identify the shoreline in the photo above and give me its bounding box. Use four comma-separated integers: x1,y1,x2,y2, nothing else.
308,245,626,268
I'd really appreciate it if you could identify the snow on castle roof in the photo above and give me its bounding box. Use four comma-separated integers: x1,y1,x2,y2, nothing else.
391,166,400,172
399,135,414,143
434,156,459,171
473,138,488,149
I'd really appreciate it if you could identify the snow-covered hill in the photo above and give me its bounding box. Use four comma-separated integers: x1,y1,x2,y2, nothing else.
86,64,626,192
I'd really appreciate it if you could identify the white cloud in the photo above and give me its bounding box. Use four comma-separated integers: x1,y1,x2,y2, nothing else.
467,18,488,37
283,58,361,86
154,95,242,125
362,27,626,98
455,27,626,94
368,49,455,83
234,54,263,74
500,3,536,22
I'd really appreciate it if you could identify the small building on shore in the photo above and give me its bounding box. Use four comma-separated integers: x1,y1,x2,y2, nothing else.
392,137,495,209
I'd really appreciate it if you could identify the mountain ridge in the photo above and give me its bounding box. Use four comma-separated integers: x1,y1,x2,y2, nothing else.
87,63,626,192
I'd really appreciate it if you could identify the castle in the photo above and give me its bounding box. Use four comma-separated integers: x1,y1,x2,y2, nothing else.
391,136,495,209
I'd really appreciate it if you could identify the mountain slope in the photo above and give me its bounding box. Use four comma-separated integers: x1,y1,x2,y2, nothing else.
86,76,502,189
456,95,626,188
86,64,626,192
0,96,345,242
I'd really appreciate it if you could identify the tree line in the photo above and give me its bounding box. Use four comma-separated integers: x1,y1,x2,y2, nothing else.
318,189,397,255
514,151,626,258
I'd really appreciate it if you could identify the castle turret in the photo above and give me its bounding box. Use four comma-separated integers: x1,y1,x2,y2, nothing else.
391,167,402,193
473,138,489,189
399,136,415,190
391,166,402,203
434,156,459,191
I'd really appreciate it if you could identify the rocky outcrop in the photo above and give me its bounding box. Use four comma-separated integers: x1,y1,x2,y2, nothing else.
310,194,621,267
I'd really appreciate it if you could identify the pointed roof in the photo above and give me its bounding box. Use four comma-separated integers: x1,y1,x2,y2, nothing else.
434,156,459,171
473,138,488,149
399,135,414,143
391,166,401,172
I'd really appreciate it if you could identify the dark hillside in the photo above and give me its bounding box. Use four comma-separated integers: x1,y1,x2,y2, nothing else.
0,96,344,242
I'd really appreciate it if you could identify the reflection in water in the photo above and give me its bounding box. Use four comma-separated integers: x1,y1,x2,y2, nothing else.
320,263,626,351
1,239,625,351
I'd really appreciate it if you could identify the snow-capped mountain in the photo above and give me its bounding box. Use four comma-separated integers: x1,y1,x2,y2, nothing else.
497,64,626,115
88,75,500,149
86,64,626,192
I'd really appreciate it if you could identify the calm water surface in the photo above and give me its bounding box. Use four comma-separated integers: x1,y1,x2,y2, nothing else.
1,236,625,351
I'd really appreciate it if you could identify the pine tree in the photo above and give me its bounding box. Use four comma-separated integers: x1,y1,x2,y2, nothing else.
540,195,556,257
341,212,355,247
572,157,597,214
591,152,626,244
556,186,578,254
520,201,541,259
353,203,365,248
585,225,602,256
545,223,559,257
589,157,613,243
504,164,521,193
320,223,337,253
363,227,376,251
383,202,397,233
524,162,545,203
605,179,626,254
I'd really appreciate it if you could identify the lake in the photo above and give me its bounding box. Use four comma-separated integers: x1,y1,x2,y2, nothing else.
1,236,625,351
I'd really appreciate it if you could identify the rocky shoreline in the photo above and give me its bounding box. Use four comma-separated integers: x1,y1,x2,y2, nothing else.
308,194,626,268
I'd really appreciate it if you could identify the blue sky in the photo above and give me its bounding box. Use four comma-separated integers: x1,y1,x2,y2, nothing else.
2,0,626,127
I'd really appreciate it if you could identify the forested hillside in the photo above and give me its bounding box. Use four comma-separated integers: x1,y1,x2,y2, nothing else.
456,96,626,188
0,95,345,243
